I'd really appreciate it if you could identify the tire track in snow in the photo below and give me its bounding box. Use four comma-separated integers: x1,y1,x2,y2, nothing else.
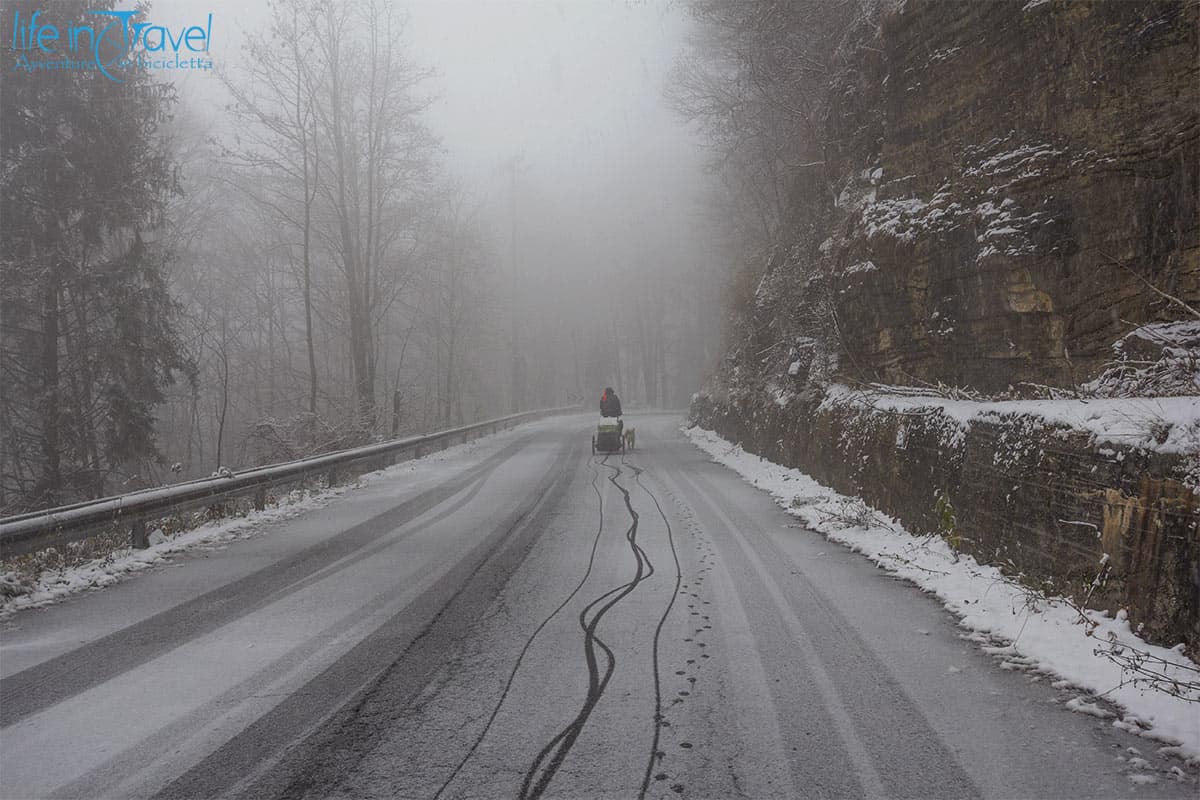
518,456,653,800
431,457,610,799
674,468,889,798
682,464,979,799
624,457,682,800
0,435,538,728
159,439,579,800
44,468,502,800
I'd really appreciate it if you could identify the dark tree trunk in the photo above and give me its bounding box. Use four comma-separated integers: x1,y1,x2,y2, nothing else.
38,264,62,505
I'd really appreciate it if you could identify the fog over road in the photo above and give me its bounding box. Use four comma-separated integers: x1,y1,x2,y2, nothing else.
1,414,1192,799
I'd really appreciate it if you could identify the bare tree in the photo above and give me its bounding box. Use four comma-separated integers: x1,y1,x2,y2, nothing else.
222,1,324,416
413,187,496,427
305,0,439,428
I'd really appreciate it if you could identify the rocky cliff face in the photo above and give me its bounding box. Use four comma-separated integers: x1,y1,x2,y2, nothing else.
695,1,1200,656
801,0,1198,393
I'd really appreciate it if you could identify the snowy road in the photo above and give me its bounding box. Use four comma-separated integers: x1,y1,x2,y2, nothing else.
1,414,1194,799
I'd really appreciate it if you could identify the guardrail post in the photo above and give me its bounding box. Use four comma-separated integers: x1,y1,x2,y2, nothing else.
254,486,266,511
327,468,337,488
131,519,149,549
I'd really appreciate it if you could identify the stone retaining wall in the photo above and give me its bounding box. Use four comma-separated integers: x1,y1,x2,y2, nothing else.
692,391,1199,658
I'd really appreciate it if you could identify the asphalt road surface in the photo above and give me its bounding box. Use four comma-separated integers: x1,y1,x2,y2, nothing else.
1,413,1195,799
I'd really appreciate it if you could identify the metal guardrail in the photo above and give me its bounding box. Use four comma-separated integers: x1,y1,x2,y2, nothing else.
0,406,580,559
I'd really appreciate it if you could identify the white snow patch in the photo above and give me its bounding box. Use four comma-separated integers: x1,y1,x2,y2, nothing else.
684,425,1200,759
1065,697,1114,719
858,183,1054,258
1,489,338,617
928,46,961,64
860,189,968,243
820,384,1200,456
972,199,1050,259
844,260,878,276
1084,321,1200,399
968,143,1062,179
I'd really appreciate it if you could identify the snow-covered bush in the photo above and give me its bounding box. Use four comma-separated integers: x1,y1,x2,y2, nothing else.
1084,322,1200,398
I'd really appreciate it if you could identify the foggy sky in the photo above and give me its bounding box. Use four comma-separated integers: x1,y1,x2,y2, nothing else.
155,0,713,283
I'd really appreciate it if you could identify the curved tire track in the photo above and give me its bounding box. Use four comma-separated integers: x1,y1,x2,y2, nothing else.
518,456,654,800
431,458,610,799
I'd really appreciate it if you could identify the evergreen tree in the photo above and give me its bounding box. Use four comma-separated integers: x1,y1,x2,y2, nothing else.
0,0,192,511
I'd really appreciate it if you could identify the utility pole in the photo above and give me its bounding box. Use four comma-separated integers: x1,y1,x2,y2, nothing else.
509,154,524,413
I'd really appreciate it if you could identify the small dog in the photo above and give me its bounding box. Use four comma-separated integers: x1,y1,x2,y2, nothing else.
623,427,636,451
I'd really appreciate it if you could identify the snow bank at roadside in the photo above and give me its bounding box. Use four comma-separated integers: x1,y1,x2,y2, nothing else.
0,429,522,619
0,487,343,617
685,425,1200,761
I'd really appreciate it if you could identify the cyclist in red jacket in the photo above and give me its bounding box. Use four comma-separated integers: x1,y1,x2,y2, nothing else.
600,387,623,418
